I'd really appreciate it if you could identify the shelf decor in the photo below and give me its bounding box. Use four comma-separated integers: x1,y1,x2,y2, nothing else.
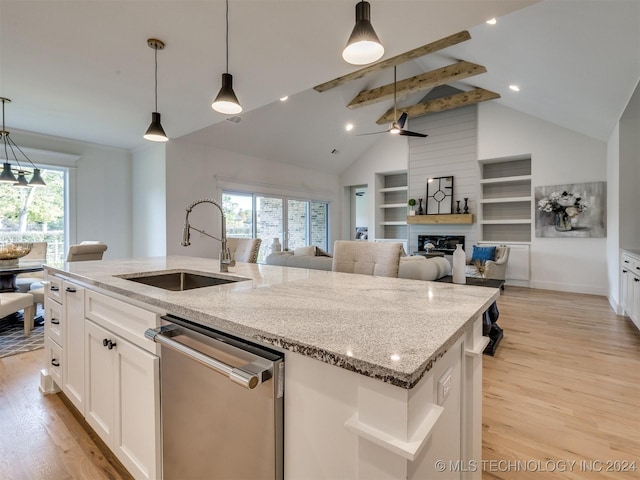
426,176,453,214
535,182,606,238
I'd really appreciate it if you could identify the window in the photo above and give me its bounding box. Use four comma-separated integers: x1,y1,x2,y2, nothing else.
223,190,329,263
0,168,67,262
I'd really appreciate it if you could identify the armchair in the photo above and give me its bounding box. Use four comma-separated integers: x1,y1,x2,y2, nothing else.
465,245,510,281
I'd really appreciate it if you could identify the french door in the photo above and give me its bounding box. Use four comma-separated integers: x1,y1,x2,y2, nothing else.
223,191,328,263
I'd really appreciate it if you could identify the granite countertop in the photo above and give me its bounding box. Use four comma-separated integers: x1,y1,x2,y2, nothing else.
45,255,499,389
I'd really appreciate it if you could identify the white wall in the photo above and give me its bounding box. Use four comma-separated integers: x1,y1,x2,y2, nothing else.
606,125,620,310
131,143,166,257
12,129,132,260
340,134,408,242
165,139,341,257
478,102,608,295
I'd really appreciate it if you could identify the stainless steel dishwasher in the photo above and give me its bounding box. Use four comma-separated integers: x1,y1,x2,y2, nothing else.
145,314,284,480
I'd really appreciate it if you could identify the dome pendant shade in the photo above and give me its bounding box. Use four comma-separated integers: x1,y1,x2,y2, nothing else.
212,73,242,114
0,162,18,182
342,1,384,65
144,112,169,142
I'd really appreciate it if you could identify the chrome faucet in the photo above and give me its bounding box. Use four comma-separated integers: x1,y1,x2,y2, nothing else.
181,198,236,273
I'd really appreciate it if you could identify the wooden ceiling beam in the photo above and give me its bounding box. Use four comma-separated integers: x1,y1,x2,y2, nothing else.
376,88,501,124
313,30,471,93
347,61,486,109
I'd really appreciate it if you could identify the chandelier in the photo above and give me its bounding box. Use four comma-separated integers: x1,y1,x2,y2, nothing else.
0,97,46,187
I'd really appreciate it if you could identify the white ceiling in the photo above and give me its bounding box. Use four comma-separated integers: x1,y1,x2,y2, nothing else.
1,1,638,176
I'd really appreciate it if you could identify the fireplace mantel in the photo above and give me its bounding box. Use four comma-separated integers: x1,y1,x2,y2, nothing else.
407,214,473,224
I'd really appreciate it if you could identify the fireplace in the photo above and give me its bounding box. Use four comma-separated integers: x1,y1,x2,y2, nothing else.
417,235,465,254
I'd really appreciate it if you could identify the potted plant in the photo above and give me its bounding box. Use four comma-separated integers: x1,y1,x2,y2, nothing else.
407,198,416,216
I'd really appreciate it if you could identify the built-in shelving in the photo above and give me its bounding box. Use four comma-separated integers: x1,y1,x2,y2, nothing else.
479,157,532,243
375,172,408,249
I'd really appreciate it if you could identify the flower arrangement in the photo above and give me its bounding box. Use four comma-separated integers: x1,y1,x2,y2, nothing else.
538,191,589,231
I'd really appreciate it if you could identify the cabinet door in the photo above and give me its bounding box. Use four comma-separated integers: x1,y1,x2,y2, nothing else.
63,282,85,413
85,320,116,444
114,336,160,480
621,268,632,315
631,275,640,330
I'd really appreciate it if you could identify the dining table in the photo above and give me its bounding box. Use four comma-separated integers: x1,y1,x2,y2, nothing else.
0,261,45,293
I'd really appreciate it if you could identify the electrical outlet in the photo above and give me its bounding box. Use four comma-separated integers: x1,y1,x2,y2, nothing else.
437,367,453,406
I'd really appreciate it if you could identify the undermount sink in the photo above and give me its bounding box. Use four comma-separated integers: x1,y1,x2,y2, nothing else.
120,271,247,291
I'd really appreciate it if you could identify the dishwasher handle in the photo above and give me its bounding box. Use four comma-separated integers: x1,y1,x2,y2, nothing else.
145,326,262,390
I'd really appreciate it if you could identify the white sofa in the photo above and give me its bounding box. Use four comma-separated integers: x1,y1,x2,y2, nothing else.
265,249,451,281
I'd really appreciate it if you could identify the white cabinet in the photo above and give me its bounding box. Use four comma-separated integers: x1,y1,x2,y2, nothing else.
63,281,85,413
84,288,161,480
621,251,640,330
85,320,160,480
43,276,161,480
42,275,64,394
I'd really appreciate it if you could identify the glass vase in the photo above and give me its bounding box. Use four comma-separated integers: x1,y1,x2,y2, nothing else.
554,212,572,231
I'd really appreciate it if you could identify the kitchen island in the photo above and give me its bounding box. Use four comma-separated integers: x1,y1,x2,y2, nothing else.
41,256,498,480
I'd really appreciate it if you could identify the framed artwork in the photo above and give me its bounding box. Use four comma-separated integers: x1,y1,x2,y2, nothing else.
535,181,606,238
426,176,453,214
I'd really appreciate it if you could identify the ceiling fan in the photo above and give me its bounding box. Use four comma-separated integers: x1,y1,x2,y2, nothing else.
357,66,428,138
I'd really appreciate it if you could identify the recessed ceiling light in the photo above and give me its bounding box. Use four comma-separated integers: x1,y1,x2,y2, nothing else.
486,18,497,25
509,85,520,92
390,353,401,362
280,96,288,102
345,123,354,131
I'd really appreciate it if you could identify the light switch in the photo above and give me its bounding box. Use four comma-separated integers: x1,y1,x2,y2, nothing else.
437,367,453,406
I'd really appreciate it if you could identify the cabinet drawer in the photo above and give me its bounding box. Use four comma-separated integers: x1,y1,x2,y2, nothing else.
45,337,63,387
47,276,63,304
622,254,640,276
45,300,63,345
85,289,160,353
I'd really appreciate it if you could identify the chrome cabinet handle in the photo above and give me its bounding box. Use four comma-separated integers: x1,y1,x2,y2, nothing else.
145,327,262,390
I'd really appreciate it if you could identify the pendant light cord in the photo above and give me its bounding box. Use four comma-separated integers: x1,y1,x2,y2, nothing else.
225,0,229,73
393,66,397,122
154,46,159,112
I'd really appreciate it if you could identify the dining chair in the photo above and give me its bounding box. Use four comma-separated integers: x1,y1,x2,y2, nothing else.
331,240,404,278
0,292,36,336
66,241,108,262
226,238,262,263
16,241,48,293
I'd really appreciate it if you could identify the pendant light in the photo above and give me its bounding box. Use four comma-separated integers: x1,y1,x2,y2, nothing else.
212,0,242,114
342,1,384,65
143,38,169,142
0,97,46,187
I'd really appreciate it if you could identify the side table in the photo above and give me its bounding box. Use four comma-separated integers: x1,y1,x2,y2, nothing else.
435,275,504,356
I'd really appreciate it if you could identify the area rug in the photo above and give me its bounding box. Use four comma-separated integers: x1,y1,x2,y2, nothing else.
0,316,45,358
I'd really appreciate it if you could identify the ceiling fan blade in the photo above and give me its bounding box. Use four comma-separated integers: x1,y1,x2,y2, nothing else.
397,112,408,129
356,131,387,136
399,129,428,138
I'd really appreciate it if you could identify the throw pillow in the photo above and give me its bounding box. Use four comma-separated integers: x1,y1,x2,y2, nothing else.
471,245,496,263
314,246,332,257
294,246,316,256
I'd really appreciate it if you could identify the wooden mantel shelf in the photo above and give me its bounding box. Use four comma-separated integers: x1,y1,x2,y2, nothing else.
407,214,474,224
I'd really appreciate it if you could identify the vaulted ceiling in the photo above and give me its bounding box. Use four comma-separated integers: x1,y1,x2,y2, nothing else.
1,1,638,176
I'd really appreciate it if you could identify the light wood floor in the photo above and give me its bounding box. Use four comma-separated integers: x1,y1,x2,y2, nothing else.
482,287,640,479
0,349,131,480
0,287,638,479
